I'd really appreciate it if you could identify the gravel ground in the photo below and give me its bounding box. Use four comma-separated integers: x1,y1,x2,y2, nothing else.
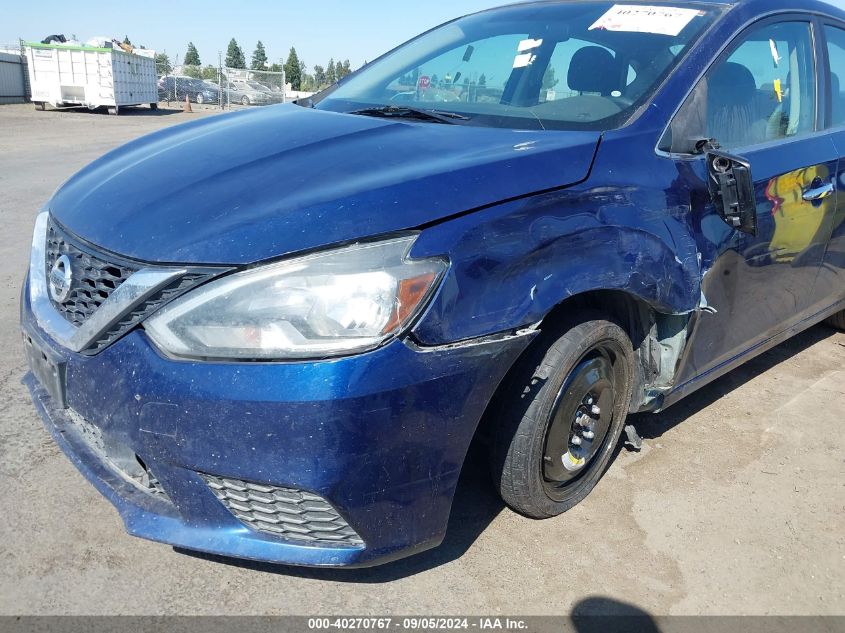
0,103,843,616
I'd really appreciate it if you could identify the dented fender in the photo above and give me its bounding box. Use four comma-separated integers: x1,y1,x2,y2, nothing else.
411,184,703,346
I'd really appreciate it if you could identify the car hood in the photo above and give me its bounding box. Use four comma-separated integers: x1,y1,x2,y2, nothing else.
50,105,601,264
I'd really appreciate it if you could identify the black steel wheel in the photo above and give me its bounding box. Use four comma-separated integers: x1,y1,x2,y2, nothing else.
490,314,634,518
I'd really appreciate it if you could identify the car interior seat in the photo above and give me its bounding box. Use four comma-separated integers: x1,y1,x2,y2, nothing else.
567,46,620,97
707,61,761,147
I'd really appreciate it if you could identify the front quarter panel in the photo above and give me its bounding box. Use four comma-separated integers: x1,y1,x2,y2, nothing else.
411,130,702,345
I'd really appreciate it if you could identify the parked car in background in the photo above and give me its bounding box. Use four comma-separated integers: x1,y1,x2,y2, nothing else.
157,76,207,102
21,0,845,569
193,81,220,105
223,81,271,106
232,80,285,104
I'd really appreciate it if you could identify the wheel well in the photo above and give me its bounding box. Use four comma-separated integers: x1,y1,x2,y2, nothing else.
538,290,691,412
466,288,690,491
474,289,686,452
539,290,653,351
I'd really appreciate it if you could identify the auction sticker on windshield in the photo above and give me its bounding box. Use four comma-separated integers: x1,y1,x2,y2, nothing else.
589,4,702,36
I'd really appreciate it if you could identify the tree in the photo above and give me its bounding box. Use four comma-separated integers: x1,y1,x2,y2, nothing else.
338,59,352,79
225,38,245,69
313,65,326,88
184,42,200,66
183,66,202,79
155,52,172,75
251,41,267,70
542,66,559,91
201,66,219,81
284,47,302,90
326,59,337,85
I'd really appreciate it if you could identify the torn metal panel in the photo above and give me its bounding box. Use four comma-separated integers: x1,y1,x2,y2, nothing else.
412,133,705,346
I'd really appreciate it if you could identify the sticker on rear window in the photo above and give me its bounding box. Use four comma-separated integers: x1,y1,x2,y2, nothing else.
589,4,703,37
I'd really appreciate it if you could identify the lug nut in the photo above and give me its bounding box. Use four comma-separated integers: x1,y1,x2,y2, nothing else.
582,430,595,440
571,436,582,446
591,405,601,416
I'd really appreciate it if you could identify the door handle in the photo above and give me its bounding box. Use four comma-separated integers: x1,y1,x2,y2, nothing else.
802,180,835,202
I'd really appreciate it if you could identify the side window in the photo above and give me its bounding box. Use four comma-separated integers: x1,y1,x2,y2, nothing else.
663,21,816,152
824,25,845,127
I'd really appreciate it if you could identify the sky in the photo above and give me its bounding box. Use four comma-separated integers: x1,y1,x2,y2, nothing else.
0,0,503,71
6,0,845,72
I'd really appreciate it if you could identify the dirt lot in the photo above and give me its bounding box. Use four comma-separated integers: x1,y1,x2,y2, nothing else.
0,103,843,616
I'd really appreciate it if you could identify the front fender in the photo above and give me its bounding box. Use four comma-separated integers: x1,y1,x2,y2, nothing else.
411,188,701,345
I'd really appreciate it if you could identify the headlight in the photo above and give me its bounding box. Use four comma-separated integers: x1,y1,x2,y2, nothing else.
144,235,447,360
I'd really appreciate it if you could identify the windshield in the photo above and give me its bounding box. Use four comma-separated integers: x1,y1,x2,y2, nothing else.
315,2,721,131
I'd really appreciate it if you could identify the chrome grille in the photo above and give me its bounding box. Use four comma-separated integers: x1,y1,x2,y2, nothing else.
45,218,138,327
201,474,364,547
42,217,217,354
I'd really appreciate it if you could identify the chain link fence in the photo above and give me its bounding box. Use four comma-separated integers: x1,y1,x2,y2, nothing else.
0,41,30,104
156,63,285,109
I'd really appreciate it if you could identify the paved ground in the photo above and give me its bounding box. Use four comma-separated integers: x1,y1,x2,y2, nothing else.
0,103,843,616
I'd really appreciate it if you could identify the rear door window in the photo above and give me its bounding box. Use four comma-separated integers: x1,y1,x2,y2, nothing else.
824,24,845,127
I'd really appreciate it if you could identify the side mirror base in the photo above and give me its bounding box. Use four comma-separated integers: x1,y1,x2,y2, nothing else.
706,149,757,236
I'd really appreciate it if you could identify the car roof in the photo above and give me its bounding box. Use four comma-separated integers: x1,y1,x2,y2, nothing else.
478,0,845,20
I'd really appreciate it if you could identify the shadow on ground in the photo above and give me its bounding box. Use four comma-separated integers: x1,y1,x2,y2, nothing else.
571,597,661,632
38,105,184,116
178,324,839,582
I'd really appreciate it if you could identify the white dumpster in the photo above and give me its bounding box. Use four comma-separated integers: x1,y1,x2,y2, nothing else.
25,42,158,114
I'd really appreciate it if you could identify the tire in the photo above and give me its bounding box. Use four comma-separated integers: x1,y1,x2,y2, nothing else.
241,96,250,106
490,314,635,519
825,309,845,331
34,102,45,111
149,103,158,111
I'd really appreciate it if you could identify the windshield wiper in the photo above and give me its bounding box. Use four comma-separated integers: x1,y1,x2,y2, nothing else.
348,105,470,124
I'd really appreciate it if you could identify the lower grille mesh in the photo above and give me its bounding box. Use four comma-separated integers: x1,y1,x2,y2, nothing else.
200,474,364,547
66,409,170,500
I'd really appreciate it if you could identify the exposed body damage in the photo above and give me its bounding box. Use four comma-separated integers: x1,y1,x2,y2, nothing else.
412,127,708,413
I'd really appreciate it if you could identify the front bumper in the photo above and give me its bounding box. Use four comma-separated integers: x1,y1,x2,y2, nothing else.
21,279,533,567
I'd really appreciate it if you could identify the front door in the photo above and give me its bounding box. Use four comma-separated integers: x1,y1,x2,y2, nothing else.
667,18,837,382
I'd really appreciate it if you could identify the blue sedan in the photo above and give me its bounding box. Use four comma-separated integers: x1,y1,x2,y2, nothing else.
21,0,845,567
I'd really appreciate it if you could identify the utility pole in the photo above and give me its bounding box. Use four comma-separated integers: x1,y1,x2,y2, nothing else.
218,51,224,110
279,57,288,103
